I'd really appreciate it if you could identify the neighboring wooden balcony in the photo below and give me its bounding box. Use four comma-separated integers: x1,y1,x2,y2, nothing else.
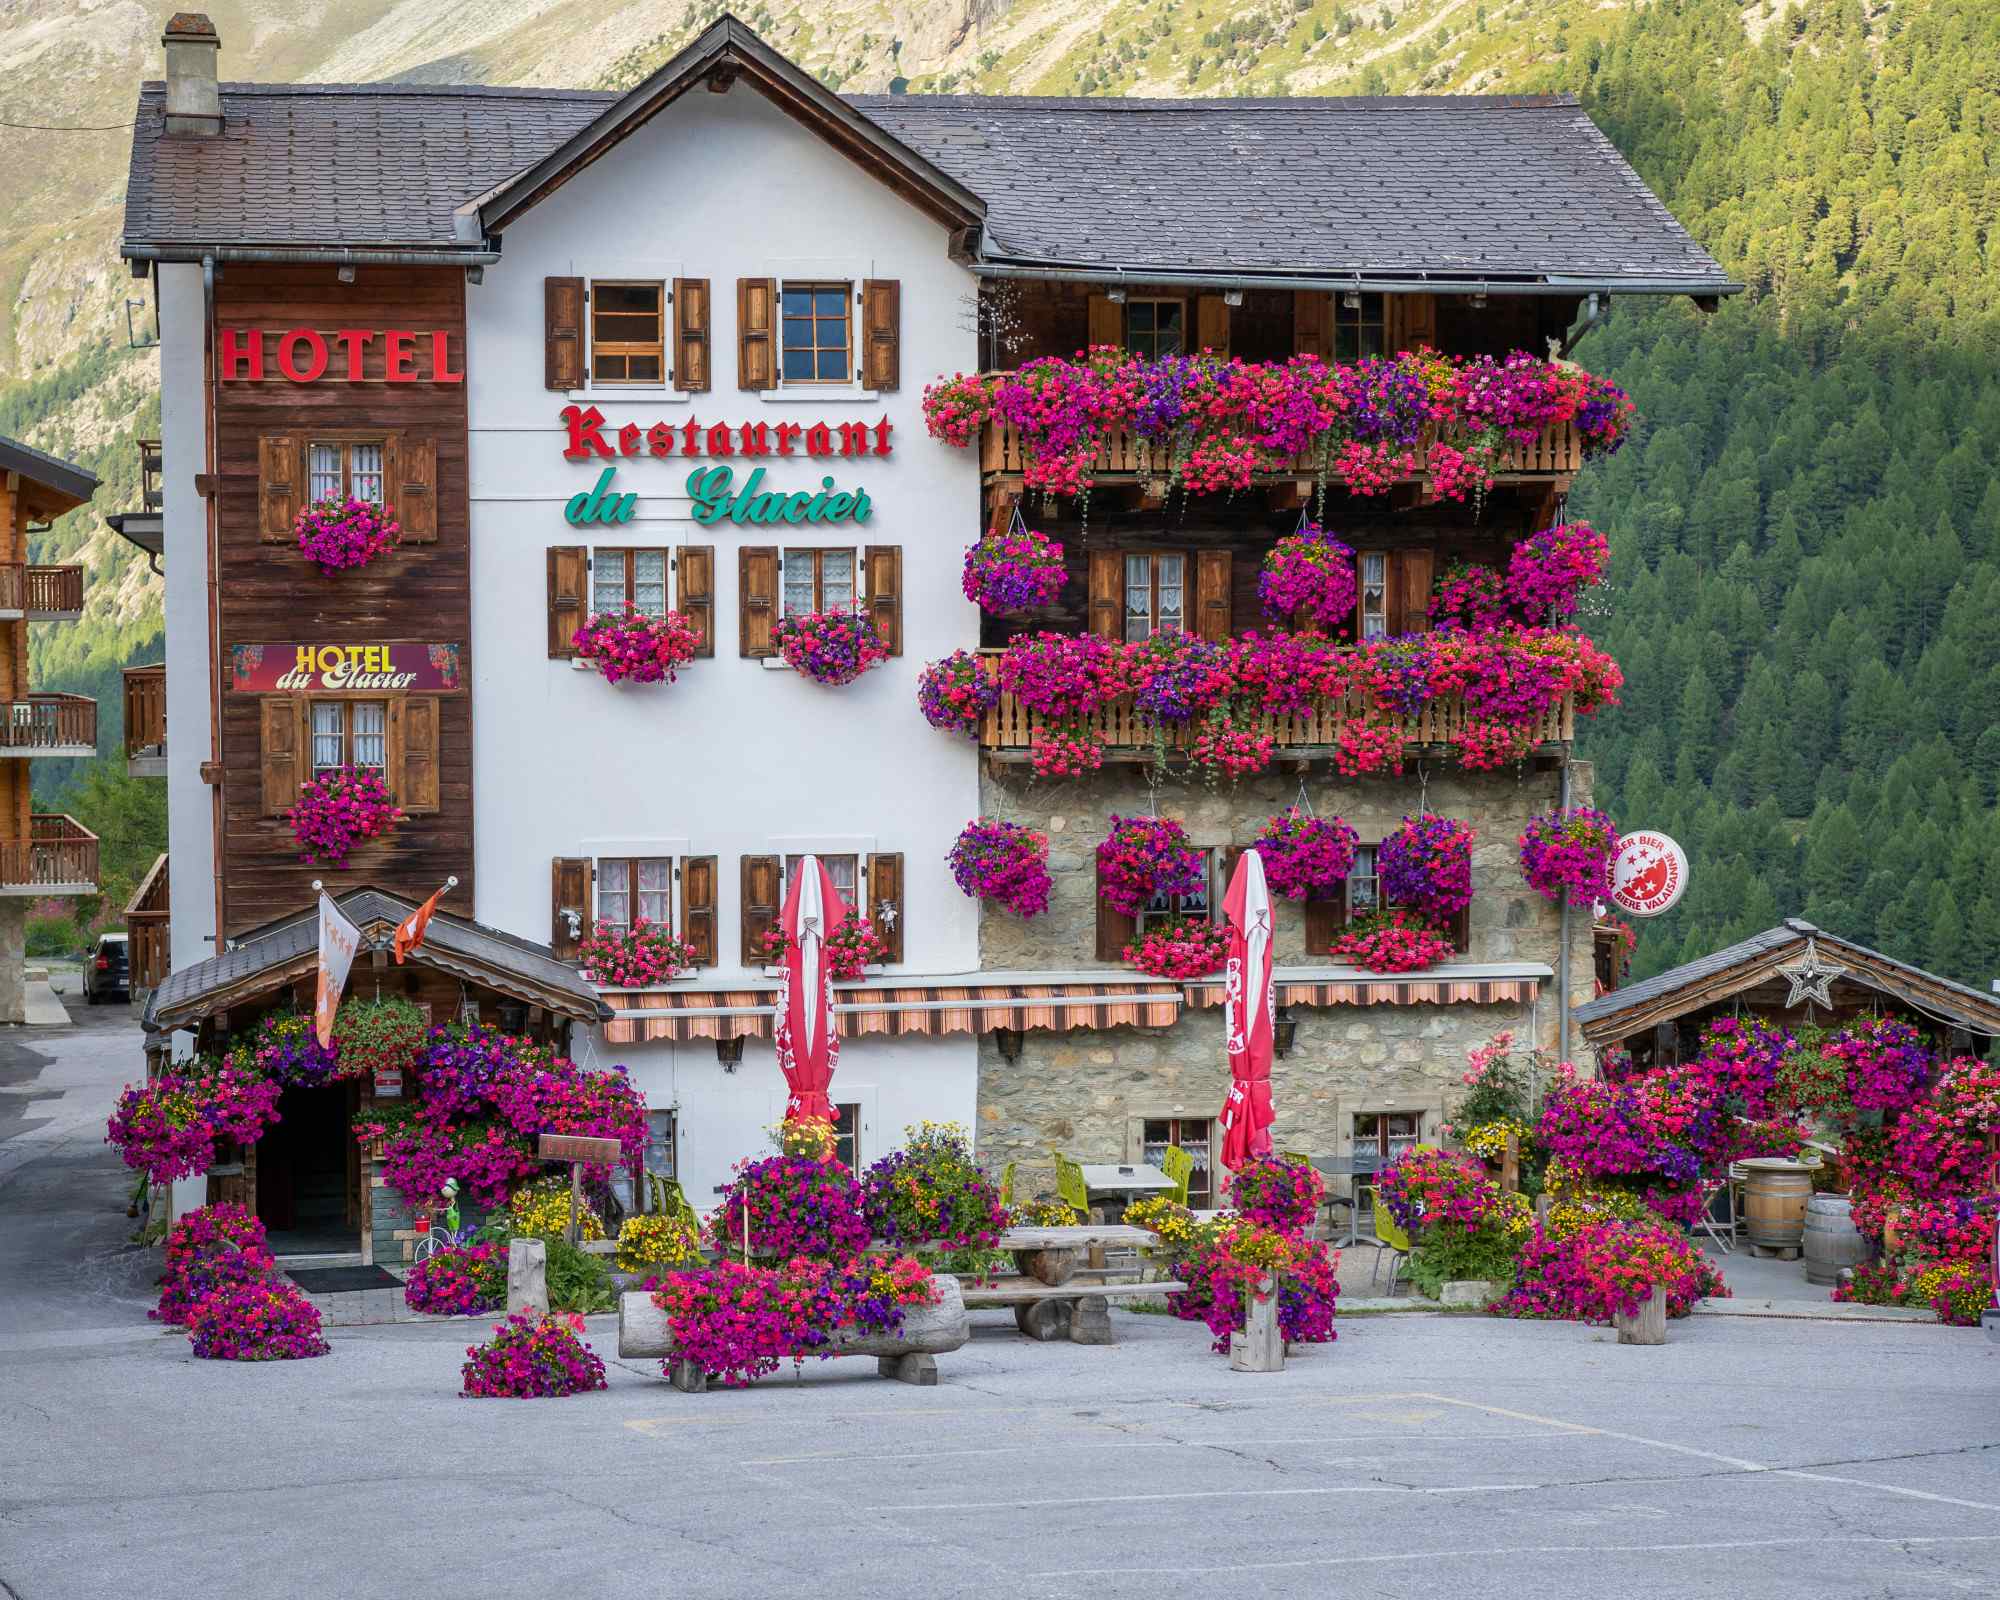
0,563,85,621
138,439,163,512
0,815,99,896
974,649,1574,763
0,693,97,757
126,853,170,991
978,411,1584,488
124,664,167,777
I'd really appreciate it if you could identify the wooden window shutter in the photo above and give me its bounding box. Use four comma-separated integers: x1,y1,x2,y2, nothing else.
737,277,776,391
258,697,304,815
739,546,778,657
1293,290,1331,360
545,276,584,391
1094,860,1138,962
547,545,587,659
257,433,301,542
860,279,900,391
1195,294,1231,356
551,857,590,961
387,695,440,814
1388,548,1436,636
1386,292,1437,354
1087,294,1122,351
672,277,710,392
391,435,437,543
864,545,902,656
1218,846,1245,923
680,855,717,966
1194,549,1233,643
867,852,904,964
676,545,714,657
1087,550,1123,640
741,854,781,964
1304,895,1341,955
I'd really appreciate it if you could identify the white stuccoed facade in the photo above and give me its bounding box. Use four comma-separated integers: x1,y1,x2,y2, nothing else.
464,84,984,1201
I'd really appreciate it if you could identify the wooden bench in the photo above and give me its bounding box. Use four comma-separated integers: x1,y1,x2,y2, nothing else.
960,1274,1187,1343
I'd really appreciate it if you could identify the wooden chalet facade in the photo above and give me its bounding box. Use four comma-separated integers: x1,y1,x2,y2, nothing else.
122,13,1733,1230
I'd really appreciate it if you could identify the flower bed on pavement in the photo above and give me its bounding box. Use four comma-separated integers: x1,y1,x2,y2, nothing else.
460,1311,607,1399
189,1280,331,1361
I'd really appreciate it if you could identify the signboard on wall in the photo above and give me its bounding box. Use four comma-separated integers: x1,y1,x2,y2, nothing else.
1608,831,1689,918
229,643,463,694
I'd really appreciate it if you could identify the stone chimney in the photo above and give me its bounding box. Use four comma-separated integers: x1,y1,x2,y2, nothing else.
162,13,221,136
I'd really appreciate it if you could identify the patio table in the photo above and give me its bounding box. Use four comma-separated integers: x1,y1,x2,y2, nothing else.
1311,1153,1387,1247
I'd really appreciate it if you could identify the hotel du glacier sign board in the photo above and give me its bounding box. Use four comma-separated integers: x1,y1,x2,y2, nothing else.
559,405,889,529
230,643,464,694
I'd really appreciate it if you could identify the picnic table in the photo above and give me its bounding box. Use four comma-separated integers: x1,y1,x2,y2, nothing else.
960,1224,1184,1344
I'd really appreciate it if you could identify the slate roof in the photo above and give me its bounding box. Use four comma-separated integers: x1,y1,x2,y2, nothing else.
852,94,1731,287
122,58,1731,291
0,432,98,510
1573,919,2000,1037
144,887,610,1032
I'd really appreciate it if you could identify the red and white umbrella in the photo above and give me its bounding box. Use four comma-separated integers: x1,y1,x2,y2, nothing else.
775,854,846,1123
1218,848,1277,1171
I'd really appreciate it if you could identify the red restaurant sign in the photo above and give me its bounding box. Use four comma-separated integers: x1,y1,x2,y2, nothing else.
219,328,463,383
230,642,464,694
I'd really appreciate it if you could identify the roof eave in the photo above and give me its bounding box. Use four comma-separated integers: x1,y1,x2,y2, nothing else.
120,240,501,266
970,254,1741,298
476,16,985,241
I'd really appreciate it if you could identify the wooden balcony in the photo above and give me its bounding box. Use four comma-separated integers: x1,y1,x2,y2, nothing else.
126,853,169,991
975,649,1574,763
0,693,97,757
124,664,166,777
0,815,99,896
0,563,85,621
979,412,1583,489
138,438,163,512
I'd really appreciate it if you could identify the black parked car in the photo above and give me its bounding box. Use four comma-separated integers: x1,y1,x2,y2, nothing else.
83,932,129,1005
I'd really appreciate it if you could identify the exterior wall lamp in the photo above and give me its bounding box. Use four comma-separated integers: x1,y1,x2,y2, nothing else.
716,1035,744,1071
1273,1008,1298,1060
993,1027,1025,1062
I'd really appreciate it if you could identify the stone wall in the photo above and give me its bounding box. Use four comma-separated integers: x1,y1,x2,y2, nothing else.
973,759,1596,1189
0,901,23,1025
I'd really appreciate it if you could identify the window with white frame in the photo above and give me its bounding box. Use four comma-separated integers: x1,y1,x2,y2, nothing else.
780,549,857,618
591,548,669,619
1357,552,1389,639
1123,551,1187,641
831,1102,862,1172
307,441,384,505
596,856,672,936
1139,849,1212,933
1346,845,1380,918
784,853,860,908
309,701,386,775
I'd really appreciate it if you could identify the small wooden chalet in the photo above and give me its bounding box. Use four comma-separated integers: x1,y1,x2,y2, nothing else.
1573,918,2000,1071
143,887,609,1260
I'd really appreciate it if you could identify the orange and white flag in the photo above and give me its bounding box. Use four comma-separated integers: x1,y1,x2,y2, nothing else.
313,892,361,1049
393,883,448,965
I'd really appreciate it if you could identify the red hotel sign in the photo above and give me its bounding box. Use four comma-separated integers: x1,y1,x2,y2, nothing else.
230,643,464,694
219,328,463,383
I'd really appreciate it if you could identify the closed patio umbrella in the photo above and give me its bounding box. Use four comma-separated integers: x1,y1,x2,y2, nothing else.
1218,848,1277,1172
776,854,847,1124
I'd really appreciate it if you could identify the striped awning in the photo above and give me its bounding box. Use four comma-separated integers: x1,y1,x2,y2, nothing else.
1183,975,1539,1009
600,981,1184,1044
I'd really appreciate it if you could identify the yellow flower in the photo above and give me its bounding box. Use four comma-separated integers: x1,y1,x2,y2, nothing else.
1460,1119,1533,1162
616,1212,703,1271
508,1178,605,1241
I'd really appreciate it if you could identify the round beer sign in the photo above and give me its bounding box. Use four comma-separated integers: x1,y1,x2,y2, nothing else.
1608,831,1688,918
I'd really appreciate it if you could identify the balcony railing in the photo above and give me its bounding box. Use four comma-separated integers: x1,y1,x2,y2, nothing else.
979,413,1584,484
138,438,163,512
126,853,169,989
0,815,99,892
124,664,166,770
0,563,85,618
974,649,1574,759
0,693,97,755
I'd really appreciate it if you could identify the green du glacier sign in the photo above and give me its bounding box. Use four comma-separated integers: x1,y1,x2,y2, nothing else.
563,466,874,528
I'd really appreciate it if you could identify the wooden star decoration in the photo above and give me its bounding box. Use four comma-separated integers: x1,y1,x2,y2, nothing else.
1775,939,1847,1010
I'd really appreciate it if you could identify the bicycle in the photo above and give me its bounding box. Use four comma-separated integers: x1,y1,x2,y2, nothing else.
411,1181,463,1264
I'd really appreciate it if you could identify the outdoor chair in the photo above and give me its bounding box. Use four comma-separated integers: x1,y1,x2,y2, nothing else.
1369,1207,1413,1295
1696,1173,1736,1255
1052,1150,1091,1218
647,1172,699,1228
1161,1144,1194,1207
998,1160,1017,1208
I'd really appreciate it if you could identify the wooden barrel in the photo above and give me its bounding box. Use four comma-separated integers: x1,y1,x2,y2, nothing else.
1803,1193,1871,1285
1741,1160,1811,1251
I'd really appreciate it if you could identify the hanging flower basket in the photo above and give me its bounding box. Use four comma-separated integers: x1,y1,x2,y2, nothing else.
1188,706,1275,779
1378,814,1476,920
287,766,404,867
332,996,428,1087
962,524,1066,613
1096,815,1205,917
1253,809,1359,901
773,606,889,686
105,1054,282,1183
295,496,400,575
1030,721,1103,778
755,913,883,981
1122,916,1230,979
1517,807,1619,907
949,819,1052,918
578,919,700,988
1331,908,1458,973
572,607,704,686
917,650,998,739
1428,562,1512,633
250,1011,355,1087
1505,522,1610,621
1257,524,1357,631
